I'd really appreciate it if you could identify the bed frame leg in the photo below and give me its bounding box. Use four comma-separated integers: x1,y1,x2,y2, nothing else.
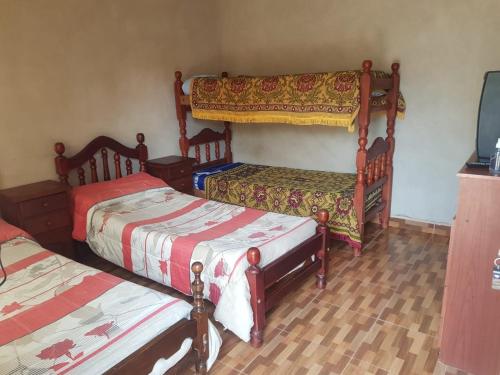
379,212,389,229
246,247,265,348
352,246,362,257
380,63,400,231
315,209,330,289
191,262,208,374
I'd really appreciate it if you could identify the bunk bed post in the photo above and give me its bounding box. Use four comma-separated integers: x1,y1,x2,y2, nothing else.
315,209,330,288
224,121,233,163
380,63,400,228
175,71,190,157
191,262,208,375
135,133,148,172
353,60,373,257
246,247,265,348
54,142,69,184
220,72,233,163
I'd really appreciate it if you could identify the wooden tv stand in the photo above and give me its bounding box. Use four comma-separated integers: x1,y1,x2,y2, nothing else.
439,154,500,374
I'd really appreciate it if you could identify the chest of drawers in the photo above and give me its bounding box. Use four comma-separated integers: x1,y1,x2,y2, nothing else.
146,155,196,194
0,180,74,258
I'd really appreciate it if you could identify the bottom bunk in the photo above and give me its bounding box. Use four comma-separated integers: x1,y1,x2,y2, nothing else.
193,163,383,251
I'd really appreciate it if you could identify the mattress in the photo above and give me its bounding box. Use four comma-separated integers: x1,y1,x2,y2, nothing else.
203,163,382,249
0,234,221,374
193,162,243,190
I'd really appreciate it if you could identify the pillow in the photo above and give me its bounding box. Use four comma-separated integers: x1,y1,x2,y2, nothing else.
371,89,387,97
182,74,218,95
0,219,32,244
71,172,167,241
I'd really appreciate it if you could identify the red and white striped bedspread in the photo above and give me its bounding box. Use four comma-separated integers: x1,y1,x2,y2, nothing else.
84,187,317,341
0,236,221,374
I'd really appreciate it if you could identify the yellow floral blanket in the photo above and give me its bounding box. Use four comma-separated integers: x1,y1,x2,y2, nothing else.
204,164,382,248
191,71,405,132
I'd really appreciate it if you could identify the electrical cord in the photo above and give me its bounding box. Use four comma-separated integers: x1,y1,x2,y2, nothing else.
0,245,6,287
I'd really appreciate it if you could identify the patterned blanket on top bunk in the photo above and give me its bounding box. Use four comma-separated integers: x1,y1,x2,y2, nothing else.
190,71,405,132
204,164,381,249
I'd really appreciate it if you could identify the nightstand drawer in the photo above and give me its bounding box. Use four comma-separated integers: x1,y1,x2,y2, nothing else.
23,210,71,235
169,164,192,178
20,193,68,218
169,176,193,193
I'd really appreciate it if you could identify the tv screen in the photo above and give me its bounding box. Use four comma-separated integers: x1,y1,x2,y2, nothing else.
477,71,500,161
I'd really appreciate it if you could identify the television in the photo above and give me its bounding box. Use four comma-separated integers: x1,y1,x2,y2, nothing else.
477,71,500,162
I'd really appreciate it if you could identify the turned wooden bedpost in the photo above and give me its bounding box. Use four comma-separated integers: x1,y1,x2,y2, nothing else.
315,209,330,289
175,71,190,158
191,262,208,375
135,133,148,172
353,60,373,257
54,142,69,184
380,63,400,228
246,247,265,348
220,71,233,163
223,121,233,163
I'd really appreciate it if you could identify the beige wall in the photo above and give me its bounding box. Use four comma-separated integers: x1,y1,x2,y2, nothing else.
213,0,500,224
1,1,498,225
0,0,221,187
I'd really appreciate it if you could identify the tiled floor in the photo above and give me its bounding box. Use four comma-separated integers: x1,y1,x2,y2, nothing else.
86,223,460,374
196,225,449,375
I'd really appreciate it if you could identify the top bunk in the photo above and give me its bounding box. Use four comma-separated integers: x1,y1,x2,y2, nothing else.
174,60,405,133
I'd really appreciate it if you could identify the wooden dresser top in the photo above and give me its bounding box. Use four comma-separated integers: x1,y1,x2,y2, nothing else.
458,152,500,180
0,180,68,203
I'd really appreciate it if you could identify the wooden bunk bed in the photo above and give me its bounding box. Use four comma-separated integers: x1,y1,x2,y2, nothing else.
174,60,403,256
54,133,329,348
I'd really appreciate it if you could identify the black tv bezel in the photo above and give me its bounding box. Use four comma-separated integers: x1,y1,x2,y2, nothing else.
476,70,500,161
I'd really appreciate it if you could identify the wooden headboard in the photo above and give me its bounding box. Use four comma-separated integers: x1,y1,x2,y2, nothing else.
54,133,148,186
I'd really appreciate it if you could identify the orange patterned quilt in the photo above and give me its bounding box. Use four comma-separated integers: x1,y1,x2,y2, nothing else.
191,70,405,132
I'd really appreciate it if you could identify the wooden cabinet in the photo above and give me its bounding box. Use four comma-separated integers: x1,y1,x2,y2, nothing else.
0,180,74,258
439,161,500,375
146,156,195,194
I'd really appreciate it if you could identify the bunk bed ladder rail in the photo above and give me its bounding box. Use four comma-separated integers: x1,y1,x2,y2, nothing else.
354,61,400,256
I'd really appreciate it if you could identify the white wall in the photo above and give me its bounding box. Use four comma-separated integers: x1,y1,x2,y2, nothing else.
0,0,221,188
211,0,500,224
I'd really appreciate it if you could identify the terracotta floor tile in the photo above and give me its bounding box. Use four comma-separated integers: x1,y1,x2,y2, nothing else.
241,343,351,375
337,254,412,290
353,321,440,374
379,287,442,336
319,276,395,319
283,300,376,357
342,358,389,375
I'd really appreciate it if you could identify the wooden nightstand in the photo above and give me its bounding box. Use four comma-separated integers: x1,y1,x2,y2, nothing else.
0,180,74,258
146,156,196,194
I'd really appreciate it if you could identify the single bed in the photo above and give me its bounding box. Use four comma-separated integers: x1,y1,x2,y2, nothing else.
0,219,220,374
174,60,404,256
54,134,329,348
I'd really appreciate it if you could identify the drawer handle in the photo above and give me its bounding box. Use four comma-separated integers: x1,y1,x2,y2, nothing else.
180,169,185,174
46,221,53,227
42,202,49,208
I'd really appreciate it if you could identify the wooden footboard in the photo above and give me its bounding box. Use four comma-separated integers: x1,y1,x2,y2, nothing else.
107,262,208,374
353,61,400,256
245,210,329,347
